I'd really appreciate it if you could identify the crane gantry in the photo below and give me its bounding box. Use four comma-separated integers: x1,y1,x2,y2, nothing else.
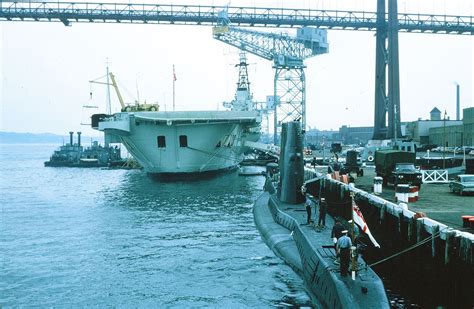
213,10,329,144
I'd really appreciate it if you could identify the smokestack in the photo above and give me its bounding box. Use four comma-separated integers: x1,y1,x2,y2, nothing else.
456,84,460,121
69,131,74,146
77,132,82,147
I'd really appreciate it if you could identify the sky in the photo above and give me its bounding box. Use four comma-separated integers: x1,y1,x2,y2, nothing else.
1,0,473,137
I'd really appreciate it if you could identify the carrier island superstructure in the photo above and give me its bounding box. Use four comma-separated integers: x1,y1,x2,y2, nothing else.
91,54,261,176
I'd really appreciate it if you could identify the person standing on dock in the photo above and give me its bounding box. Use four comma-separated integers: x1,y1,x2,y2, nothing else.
318,197,328,227
337,230,352,277
305,195,312,225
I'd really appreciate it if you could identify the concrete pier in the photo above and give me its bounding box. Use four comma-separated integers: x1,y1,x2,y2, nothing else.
304,166,474,307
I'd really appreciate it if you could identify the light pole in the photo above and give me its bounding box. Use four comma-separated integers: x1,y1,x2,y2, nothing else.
442,110,447,169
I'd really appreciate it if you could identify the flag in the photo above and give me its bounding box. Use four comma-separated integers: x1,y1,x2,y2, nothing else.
173,65,177,81
352,200,381,248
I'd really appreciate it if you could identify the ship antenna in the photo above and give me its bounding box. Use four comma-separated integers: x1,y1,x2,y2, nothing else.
173,64,177,111
106,58,112,115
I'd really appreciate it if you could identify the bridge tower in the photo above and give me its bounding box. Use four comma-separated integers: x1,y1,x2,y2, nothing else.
373,0,403,141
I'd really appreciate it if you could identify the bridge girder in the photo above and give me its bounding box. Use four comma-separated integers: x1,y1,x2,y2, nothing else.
1,2,473,34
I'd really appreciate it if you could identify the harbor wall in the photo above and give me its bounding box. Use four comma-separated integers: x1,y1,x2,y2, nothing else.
305,173,474,307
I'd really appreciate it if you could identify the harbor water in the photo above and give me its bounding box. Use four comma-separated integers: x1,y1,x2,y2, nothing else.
0,144,310,307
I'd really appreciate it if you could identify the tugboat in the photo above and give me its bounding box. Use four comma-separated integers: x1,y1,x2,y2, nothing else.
44,131,124,168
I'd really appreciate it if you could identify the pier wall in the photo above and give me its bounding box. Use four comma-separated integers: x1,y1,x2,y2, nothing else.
305,172,474,307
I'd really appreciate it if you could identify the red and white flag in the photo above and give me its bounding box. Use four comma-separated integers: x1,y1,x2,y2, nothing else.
173,65,177,81
353,200,381,248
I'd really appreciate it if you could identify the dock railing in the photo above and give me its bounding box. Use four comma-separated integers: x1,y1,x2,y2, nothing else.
422,169,449,183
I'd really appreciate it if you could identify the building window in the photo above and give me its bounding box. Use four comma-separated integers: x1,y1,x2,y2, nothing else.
157,136,166,148
179,135,188,147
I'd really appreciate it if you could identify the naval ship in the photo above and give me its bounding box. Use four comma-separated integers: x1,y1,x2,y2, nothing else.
44,131,123,168
91,54,261,176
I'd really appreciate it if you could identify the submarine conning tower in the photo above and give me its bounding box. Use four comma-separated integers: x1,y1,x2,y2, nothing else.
278,121,304,204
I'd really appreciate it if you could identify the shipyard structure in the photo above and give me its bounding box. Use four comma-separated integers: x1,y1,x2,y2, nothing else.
307,107,474,148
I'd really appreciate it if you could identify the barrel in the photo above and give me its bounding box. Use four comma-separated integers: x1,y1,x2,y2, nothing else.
462,216,474,228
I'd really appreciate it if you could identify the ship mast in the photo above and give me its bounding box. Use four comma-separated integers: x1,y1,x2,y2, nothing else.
236,52,250,94
223,52,253,111
106,59,112,115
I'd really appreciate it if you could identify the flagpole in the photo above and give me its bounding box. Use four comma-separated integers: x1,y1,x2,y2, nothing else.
173,65,176,111
350,191,356,280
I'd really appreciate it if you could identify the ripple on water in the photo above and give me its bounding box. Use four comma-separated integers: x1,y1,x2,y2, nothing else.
1,144,310,307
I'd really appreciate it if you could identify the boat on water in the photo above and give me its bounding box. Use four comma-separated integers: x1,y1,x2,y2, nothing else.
91,54,261,176
44,131,124,168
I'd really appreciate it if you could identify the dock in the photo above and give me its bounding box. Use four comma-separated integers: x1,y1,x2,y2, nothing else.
253,121,473,308
352,166,472,229
301,165,473,308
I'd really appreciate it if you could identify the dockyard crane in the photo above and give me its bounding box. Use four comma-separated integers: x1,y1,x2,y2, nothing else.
213,9,329,144
90,71,159,113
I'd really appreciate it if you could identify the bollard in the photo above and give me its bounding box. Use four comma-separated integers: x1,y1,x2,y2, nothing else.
408,186,419,202
395,184,409,203
351,246,357,280
373,176,383,194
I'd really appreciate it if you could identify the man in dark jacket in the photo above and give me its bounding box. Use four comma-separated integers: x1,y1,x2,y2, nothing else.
305,195,312,224
318,197,328,227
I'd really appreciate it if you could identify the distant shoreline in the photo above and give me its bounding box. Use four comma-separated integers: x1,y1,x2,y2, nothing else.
0,132,103,144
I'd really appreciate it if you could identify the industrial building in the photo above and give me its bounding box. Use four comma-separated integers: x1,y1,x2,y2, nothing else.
404,107,462,145
429,107,474,147
334,125,374,145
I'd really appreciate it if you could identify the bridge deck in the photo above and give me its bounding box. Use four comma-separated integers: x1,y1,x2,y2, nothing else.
1,1,473,34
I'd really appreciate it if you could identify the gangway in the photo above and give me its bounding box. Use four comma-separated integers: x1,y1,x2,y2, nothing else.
244,141,280,159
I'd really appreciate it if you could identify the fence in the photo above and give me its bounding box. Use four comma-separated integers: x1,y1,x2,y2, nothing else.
422,169,449,183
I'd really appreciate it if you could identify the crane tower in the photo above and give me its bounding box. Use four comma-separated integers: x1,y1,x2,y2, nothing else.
213,10,328,144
